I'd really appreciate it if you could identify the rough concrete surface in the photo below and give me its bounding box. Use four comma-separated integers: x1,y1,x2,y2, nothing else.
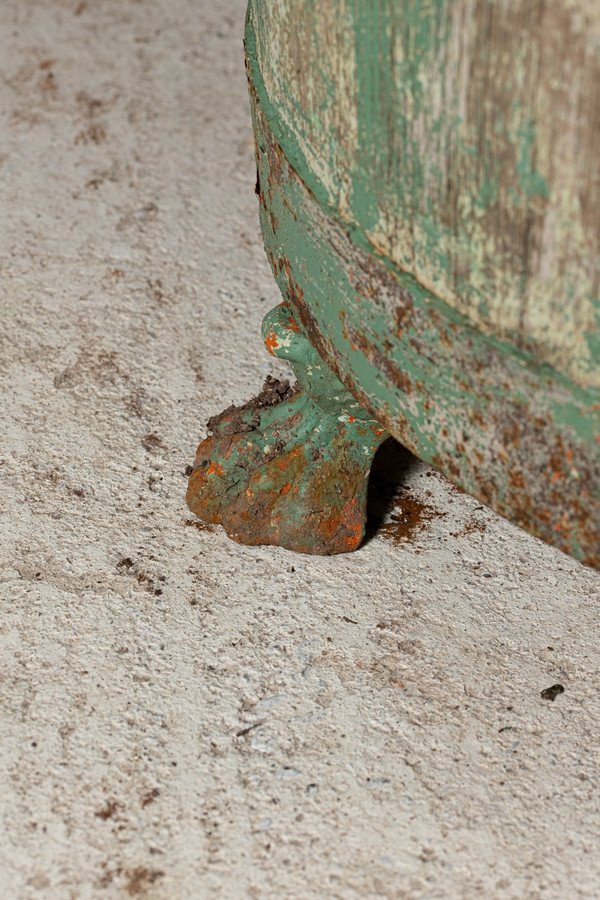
1,1,599,898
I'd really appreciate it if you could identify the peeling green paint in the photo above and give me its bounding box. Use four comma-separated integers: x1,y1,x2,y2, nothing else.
584,299,600,364
247,25,599,564
183,0,600,568
516,119,550,200
247,0,600,388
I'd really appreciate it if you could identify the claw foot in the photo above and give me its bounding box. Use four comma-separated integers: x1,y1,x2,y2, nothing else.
186,304,388,554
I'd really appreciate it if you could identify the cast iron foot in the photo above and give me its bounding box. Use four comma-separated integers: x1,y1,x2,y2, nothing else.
186,304,388,554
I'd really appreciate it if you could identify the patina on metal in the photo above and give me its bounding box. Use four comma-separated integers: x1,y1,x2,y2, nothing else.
186,304,387,554
188,0,600,566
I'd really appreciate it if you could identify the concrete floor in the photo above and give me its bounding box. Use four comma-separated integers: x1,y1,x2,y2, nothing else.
1,1,599,897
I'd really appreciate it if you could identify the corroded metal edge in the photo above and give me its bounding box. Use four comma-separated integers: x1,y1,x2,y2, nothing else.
245,18,600,568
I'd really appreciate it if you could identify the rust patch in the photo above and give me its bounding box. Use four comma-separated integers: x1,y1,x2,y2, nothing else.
250,93,600,568
379,493,445,546
186,310,387,554
264,329,279,354
347,323,414,396
394,293,414,335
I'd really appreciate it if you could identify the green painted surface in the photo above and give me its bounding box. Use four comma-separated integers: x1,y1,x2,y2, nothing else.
186,1,599,565
246,7,600,566
247,0,600,389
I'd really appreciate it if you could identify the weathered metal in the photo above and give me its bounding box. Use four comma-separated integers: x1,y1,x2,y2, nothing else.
188,0,600,566
247,0,600,392
186,304,387,554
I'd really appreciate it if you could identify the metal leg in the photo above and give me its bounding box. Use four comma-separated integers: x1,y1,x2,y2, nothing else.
186,303,388,554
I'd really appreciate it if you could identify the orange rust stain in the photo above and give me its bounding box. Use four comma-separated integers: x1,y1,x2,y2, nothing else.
320,496,363,551
273,446,302,473
279,483,292,495
286,315,300,332
344,519,363,550
206,461,224,477
187,469,207,489
264,330,279,354
348,511,363,545
380,494,444,546
553,514,571,533
348,416,356,423
509,469,525,490
550,471,561,484
318,505,362,549
320,512,343,540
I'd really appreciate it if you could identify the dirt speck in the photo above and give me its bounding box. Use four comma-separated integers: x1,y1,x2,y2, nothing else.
184,518,215,533
188,349,203,384
451,518,487,537
27,873,50,890
124,867,165,897
74,90,119,145
53,349,125,389
146,278,170,304
75,122,107,145
117,202,159,231
99,267,126,287
141,432,166,452
95,799,121,820
141,787,160,808
116,557,163,596
125,387,148,419
541,683,565,702
38,71,57,95
236,722,263,738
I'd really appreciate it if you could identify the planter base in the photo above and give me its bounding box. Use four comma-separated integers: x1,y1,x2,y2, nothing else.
186,304,388,554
